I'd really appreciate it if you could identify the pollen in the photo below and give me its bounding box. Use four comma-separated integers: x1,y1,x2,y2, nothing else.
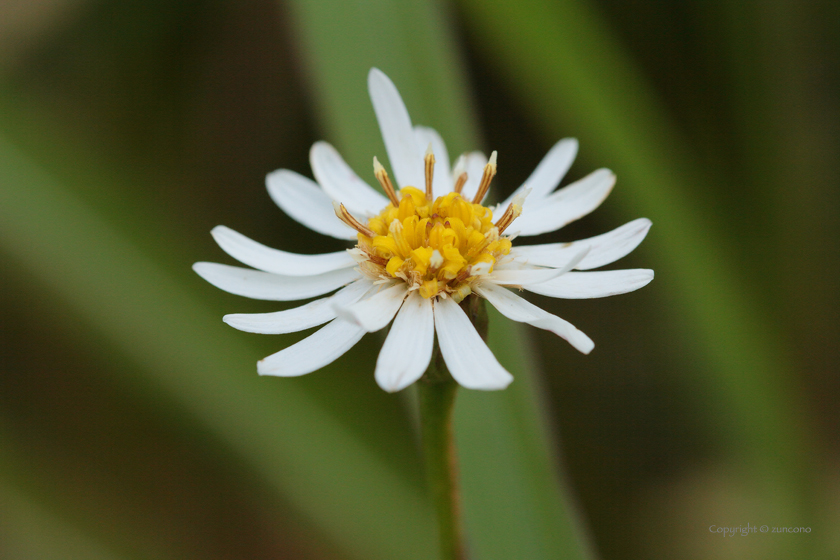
342,150,517,302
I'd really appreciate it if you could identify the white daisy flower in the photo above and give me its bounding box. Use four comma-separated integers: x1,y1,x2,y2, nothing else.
194,69,653,392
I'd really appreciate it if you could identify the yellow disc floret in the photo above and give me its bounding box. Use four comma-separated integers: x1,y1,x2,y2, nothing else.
357,186,512,302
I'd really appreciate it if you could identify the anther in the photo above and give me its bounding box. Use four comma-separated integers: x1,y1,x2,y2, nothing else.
424,143,435,201
495,202,522,234
472,150,497,204
333,201,376,238
373,157,400,206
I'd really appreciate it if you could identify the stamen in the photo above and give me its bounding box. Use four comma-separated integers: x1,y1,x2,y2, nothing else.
424,143,435,201
373,157,400,206
452,268,471,285
453,171,468,194
359,246,389,266
495,187,529,234
451,155,467,194
494,202,522,234
510,187,531,208
333,201,376,238
472,150,497,204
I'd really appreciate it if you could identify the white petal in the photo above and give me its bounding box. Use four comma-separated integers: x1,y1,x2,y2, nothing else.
457,151,488,202
266,169,357,240
193,262,359,301
333,282,408,332
475,283,594,354
223,279,372,334
433,297,513,390
211,225,356,276
309,141,389,216
414,126,452,197
507,218,652,270
368,68,424,189
500,138,578,207
522,269,654,299
516,169,616,237
487,267,569,286
488,247,589,286
257,318,365,377
374,292,434,392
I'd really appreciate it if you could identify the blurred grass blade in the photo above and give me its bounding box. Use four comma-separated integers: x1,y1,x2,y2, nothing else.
0,135,436,560
0,428,131,560
457,309,593,560
0,483,126,560
457,0,812,479
285,0,478,170
287,1,593,558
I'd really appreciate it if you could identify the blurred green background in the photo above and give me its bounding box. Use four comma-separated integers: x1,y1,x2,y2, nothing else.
1,1,837,559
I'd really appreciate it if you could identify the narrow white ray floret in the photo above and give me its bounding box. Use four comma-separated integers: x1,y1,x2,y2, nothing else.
195,68,653,392
211,225,356,276
506,217,652,270
223,279,372,334
375,291,435,393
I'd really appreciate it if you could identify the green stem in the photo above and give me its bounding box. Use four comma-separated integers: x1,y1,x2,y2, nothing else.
418,295,486,560
419,370,464,560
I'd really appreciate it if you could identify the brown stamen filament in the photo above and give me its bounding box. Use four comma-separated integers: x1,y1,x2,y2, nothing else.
362,249,389,266
424,144,435,200
453,172,468,194
495,202,519,234
471,150,497,204
373,157,400,206
453,268,471,285
334,202,376,238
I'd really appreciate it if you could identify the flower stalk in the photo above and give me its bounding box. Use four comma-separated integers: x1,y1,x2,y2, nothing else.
419,371,463,560
418,295,488,560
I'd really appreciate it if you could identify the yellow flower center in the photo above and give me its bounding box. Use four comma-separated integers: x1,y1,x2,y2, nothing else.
333,148,522,302
358,187,511,301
